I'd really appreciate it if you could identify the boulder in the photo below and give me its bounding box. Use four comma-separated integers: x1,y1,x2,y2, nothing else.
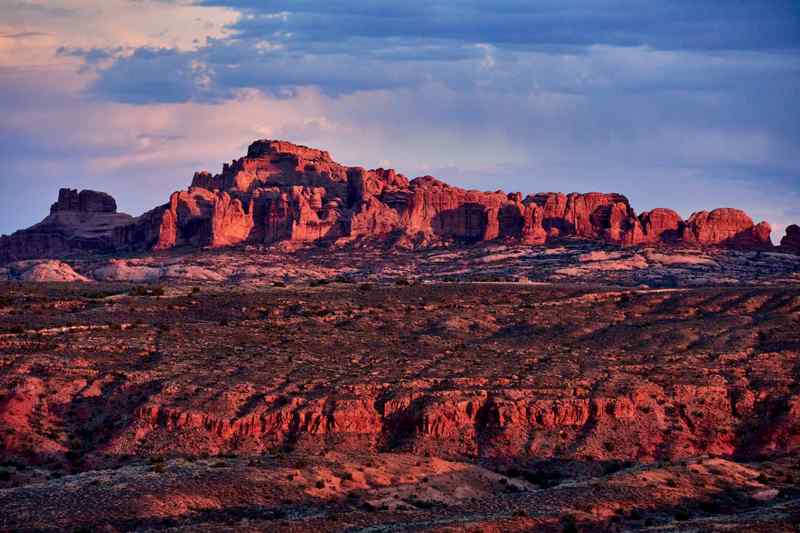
94,260,162,282
9,260,90,282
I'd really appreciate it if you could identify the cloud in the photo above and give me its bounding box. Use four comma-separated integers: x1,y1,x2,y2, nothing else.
200,0,800,52
0,0,798,242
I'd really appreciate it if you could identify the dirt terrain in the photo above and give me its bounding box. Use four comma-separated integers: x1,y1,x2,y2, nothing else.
1,279,799,531
3,240,799,287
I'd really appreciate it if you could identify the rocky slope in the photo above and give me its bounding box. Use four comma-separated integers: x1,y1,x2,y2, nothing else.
2,140,793,263
4,282,796,465
2,241,798,286
0,282,798,531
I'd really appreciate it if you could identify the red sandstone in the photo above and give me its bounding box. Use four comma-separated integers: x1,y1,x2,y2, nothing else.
2,140,793,263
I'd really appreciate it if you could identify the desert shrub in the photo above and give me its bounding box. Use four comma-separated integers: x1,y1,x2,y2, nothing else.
699,500,721,514
130,286,165,297
315,479,325,489
562,515,578,533
273,281,287,288
523,469,563,488
666,478,678,487
674,509,691,521
603,461,632,475
408,497,440,509
65,449,82,462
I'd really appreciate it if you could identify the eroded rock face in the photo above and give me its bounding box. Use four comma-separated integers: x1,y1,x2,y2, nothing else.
50,188,117,214
639,208,684,243
682,209,772,248
532,192,641,244
4,141,778,261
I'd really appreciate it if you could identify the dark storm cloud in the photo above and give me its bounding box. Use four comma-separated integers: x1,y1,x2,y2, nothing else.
78,0,800,104
89,47,215,103
200,0,800,51
57,46,124,64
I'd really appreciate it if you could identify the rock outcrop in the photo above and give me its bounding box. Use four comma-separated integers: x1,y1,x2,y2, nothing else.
2,141,779,262
638,208,684,243
0,188,133,262
682,209,772,249
780,224,800,254
5,260,91,282
50,188,117,215
109,140,774,253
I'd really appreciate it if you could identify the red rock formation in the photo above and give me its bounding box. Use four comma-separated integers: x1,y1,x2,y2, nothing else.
210,192,254,247
530,192,644,245
683,209,772,248
780,224,800,253
262,186,344,243
639,208,683,243
3,140,778,261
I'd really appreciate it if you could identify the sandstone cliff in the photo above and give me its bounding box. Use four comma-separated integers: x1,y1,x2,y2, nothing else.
111,140,777,253
1,141,786,262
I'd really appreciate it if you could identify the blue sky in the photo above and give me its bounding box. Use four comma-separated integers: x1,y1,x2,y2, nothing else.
1,0,799,239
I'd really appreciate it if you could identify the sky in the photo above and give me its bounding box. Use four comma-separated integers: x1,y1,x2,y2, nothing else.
1,0,799,240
